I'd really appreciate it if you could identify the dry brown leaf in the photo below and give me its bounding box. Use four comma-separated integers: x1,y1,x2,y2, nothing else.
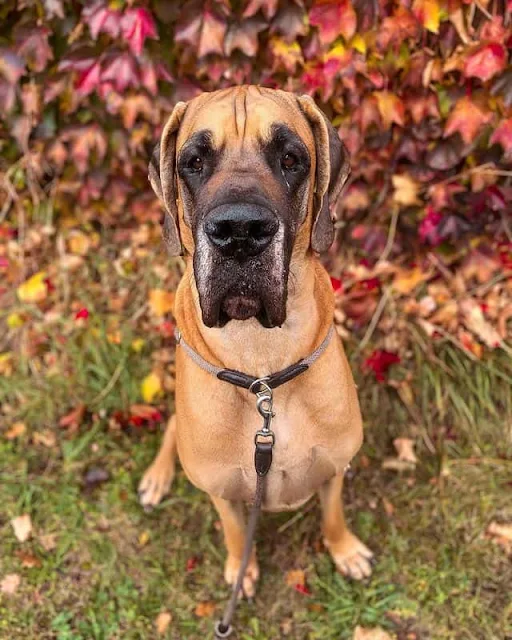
15,549,42,568
460,299,502,348
155,611,173,635
382,497,395,517
285,569,306,587
4,422,26,440
11,514,32,542
39,533,57,551
353,626,393,640
194,601,216,617
0,574,21,595
33,430,57,448
393,438,418,464
486,521,512,552
382,458,416,472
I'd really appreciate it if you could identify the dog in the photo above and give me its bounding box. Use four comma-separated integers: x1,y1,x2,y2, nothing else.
138,86,373,598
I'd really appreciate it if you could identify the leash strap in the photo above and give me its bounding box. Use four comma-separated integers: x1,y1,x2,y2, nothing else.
175,325,334,391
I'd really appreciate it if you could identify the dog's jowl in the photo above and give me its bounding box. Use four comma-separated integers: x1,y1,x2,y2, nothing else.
139,86,374,599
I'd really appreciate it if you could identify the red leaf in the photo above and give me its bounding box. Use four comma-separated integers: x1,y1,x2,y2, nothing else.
293,583,312,595
186,556,199,571
175,6,227,58
490,118,512,159
101,53,140,93
377,8,419,50
76,60,102,97
243,0,278,19
83,2,122,39
363,350,401,383
16,28,53,73
309,0,357,44
0,50,25,84
75,308,89,320
464,43,507,83
330,277,343,292
59,404,86,431
419,205,443,246
121,8,158,56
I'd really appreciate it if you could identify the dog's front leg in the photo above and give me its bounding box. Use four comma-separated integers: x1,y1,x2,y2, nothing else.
139,414,177,509
318,472,374,580
210,495,260,597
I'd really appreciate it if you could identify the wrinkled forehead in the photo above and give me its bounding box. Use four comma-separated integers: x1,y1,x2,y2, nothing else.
176,87,315,152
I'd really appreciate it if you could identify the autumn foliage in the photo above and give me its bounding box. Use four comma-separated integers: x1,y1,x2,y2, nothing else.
1,0,512,375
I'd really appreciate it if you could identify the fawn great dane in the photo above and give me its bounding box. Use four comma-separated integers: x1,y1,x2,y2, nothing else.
139,86,373,596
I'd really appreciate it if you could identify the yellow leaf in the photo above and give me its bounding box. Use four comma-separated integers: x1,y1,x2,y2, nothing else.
131,338,145,352
138,530,150,547
392,267,428,295
391,174,420,206
413,0,440,33
17,272,48,303
141,372,162,403
7,313,25,328
350,34,366,54
0,352,13,377
149,289,175,317
68,231,90,256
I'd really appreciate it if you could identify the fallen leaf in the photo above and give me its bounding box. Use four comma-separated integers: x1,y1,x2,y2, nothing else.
138,530,150,547
149,289,175,317
486,521,512,552
141,372,163,403
412,0,440,33
15,549,42,568
374,91,405,128
392,174,420,206
393,438,418,464
0,574,21,595
392,267,429,295
33,430,57,448
464,43,507,83
11,514,32,542
285,569,306,588
17,271,48,303
83,467,110,489
382,497,395,517
353,626,393,640
59,404,85,432
460,299,502,348
39,533,57,551
194,601,216,617
155,611,173,635
4,422,26,439
68,231,90,255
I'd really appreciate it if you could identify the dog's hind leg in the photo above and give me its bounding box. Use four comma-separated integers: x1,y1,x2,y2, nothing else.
210,496,260,598
138,414,177,510
318,472,374,580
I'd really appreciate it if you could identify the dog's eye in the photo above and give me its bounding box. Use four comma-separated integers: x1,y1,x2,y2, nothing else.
188,156,203,172
282,153,299,171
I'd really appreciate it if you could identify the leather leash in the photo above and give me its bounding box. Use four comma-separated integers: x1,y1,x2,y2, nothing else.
174,326,334,638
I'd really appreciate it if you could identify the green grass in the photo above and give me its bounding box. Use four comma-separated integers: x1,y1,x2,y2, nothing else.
1,329,512,639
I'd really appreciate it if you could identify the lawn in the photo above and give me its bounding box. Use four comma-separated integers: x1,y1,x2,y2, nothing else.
1,318,511,639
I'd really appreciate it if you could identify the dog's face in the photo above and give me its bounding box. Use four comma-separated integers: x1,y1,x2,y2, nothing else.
149,86,349,328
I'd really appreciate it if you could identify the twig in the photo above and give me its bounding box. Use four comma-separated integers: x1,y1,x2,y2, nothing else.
378,206,399,264
91,357,126,405
357,287,391,352
277,500,316,533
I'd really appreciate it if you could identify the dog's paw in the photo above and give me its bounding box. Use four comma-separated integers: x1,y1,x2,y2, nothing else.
224,552,260,598
138,460,175,510
325,531,374,581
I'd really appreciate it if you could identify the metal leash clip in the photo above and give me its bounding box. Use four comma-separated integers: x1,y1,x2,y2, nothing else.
249,378,275,477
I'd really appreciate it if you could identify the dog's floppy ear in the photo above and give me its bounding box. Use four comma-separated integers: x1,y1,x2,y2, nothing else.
297,95,350,253
148,101,188,256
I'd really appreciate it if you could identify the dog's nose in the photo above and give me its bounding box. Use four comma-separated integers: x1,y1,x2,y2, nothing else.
204,204,279,258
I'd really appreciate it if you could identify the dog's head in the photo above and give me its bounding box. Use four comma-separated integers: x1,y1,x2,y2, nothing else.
149,86,350,328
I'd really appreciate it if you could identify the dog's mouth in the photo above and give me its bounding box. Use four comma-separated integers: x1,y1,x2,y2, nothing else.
216,293,274,328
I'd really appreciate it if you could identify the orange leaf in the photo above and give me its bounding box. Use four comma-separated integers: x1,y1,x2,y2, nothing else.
444,97,492,145
374,91,405,129
149,289,175,317
194,601,216,617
